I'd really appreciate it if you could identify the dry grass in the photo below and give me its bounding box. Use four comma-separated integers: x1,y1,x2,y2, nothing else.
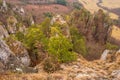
24,4,71,23
79,0,120,19
79,0,99,13
101,0,120,8
111,26,120,41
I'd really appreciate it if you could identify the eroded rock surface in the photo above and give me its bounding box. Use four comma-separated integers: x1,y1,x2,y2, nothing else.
6,39,31,66
0,49,120,80
0,25,9,39
0,39,37,73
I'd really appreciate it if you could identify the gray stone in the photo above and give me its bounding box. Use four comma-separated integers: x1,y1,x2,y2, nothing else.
111,70,120,80
0,25,9,39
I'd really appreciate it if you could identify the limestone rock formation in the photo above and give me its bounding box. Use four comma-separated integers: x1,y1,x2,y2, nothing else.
0,0,8,12
0,25,9,39
6,39,31,66
0,39,12,64
0,39,24,70
7,16,18,34
51,15,70,38
111,70,120,79
0,39,33,73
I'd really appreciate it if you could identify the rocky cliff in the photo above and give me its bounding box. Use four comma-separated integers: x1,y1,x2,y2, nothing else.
0,0,36,73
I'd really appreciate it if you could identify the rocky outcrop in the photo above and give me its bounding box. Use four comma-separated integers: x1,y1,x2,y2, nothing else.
111,70,120,79
7,16,18,34
0,0,8,12
0,25,9,39
51,15,70,38
0,39,35,73
100,49,113,61
0,39,24,73
6,38,31,66
100,49,120,63
0,39,12,64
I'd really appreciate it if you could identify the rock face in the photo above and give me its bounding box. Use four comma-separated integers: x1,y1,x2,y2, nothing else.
7,40,31,66
0,39,23,66
0,25,9,39
0,39,24,73
0,39,32,73
51,15,70,38
0,0,8,11
5,37,31,66
0,1,36,73
0,39,12,64
100,50,110,61
111,70,120,80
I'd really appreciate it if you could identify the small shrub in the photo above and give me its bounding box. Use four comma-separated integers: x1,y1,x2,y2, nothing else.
0,22,3,25
43,12,53,18
73,2,82,10
0,0,2,6
48,33,77,63
15,31,25,42
7,16,16,25
41,18,51,37
24,26,47,49
70,26,87,56
43,57,60,73
22,25,48,66
56,0,67,6
106,42,119,50
73,38,87,56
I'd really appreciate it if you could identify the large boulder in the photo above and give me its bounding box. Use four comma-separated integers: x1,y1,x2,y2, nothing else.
5,38,31,66
0,39,35,73
0,39,23,72
100,50,111,61
0,39,12,64
100,49,120,62
111,70,120,79
7,16,27,34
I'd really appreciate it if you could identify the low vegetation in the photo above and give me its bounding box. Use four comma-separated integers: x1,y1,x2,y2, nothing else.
56,0,67,6
6,6,116,72
106,42,119,50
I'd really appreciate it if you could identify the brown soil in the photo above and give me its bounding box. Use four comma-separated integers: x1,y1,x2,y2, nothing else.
23,4,71,23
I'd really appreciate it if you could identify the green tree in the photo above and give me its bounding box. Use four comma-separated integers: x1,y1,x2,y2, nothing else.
41,18,51,37
70,26,87,56
43,12,53,18
106,42,119,50
22,25,48,66
15,31,25,42
48,27,76,63
56,0,67,6
73,2,82,10
24,25,48,49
